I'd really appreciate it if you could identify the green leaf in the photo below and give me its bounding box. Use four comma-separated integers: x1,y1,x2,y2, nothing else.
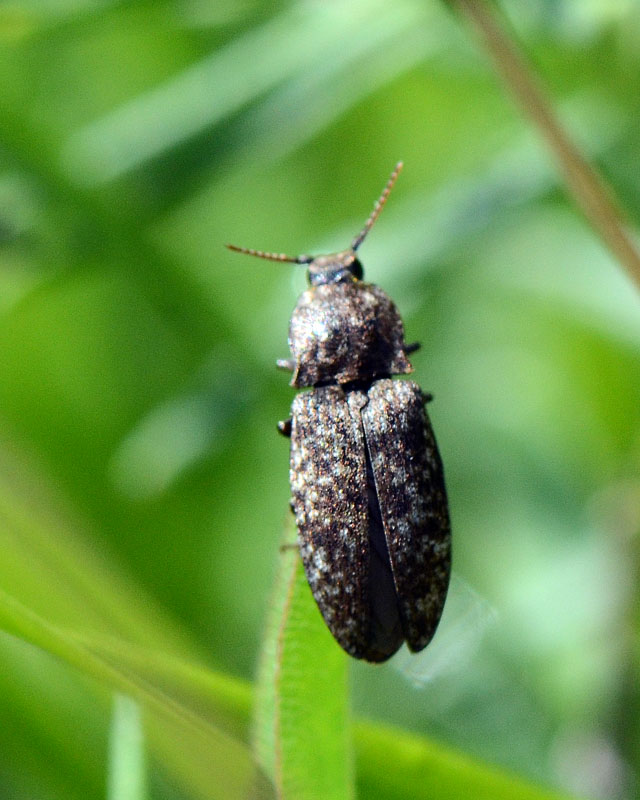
253,527,354,800
107,694,147,800
354,720,583,800
0,589,273,800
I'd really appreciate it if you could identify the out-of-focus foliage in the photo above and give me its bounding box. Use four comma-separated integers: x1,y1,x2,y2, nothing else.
0,0,638,798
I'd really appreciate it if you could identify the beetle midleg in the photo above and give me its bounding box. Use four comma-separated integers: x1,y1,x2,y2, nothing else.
277,418,292,437
276,358,295,372
404,342,421,355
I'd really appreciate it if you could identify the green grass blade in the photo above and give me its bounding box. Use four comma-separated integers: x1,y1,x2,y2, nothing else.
354,720,584,800
254,530,354,800
107,694,147,800
0,591,272,800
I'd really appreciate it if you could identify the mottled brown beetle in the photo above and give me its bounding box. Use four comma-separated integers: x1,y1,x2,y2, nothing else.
227,163,451,662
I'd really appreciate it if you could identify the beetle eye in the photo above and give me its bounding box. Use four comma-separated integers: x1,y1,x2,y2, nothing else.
350,259,363,280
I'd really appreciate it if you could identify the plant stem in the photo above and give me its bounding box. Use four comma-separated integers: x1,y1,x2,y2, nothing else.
448,0,640,291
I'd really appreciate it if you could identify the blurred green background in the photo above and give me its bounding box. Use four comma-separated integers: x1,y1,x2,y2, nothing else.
0,0,639,798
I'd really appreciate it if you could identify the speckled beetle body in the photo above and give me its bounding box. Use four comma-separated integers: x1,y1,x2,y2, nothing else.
227,163,451,662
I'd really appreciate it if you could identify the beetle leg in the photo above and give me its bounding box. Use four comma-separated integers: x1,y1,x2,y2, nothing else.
404,342,420,355
421,391,434,405
276,358,295,372
278,418,292,437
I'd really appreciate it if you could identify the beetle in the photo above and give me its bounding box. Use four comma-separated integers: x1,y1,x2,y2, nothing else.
227,163,450,662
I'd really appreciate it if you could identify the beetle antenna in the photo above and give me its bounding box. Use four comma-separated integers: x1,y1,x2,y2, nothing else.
226,243,312,264
351,161,403,252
